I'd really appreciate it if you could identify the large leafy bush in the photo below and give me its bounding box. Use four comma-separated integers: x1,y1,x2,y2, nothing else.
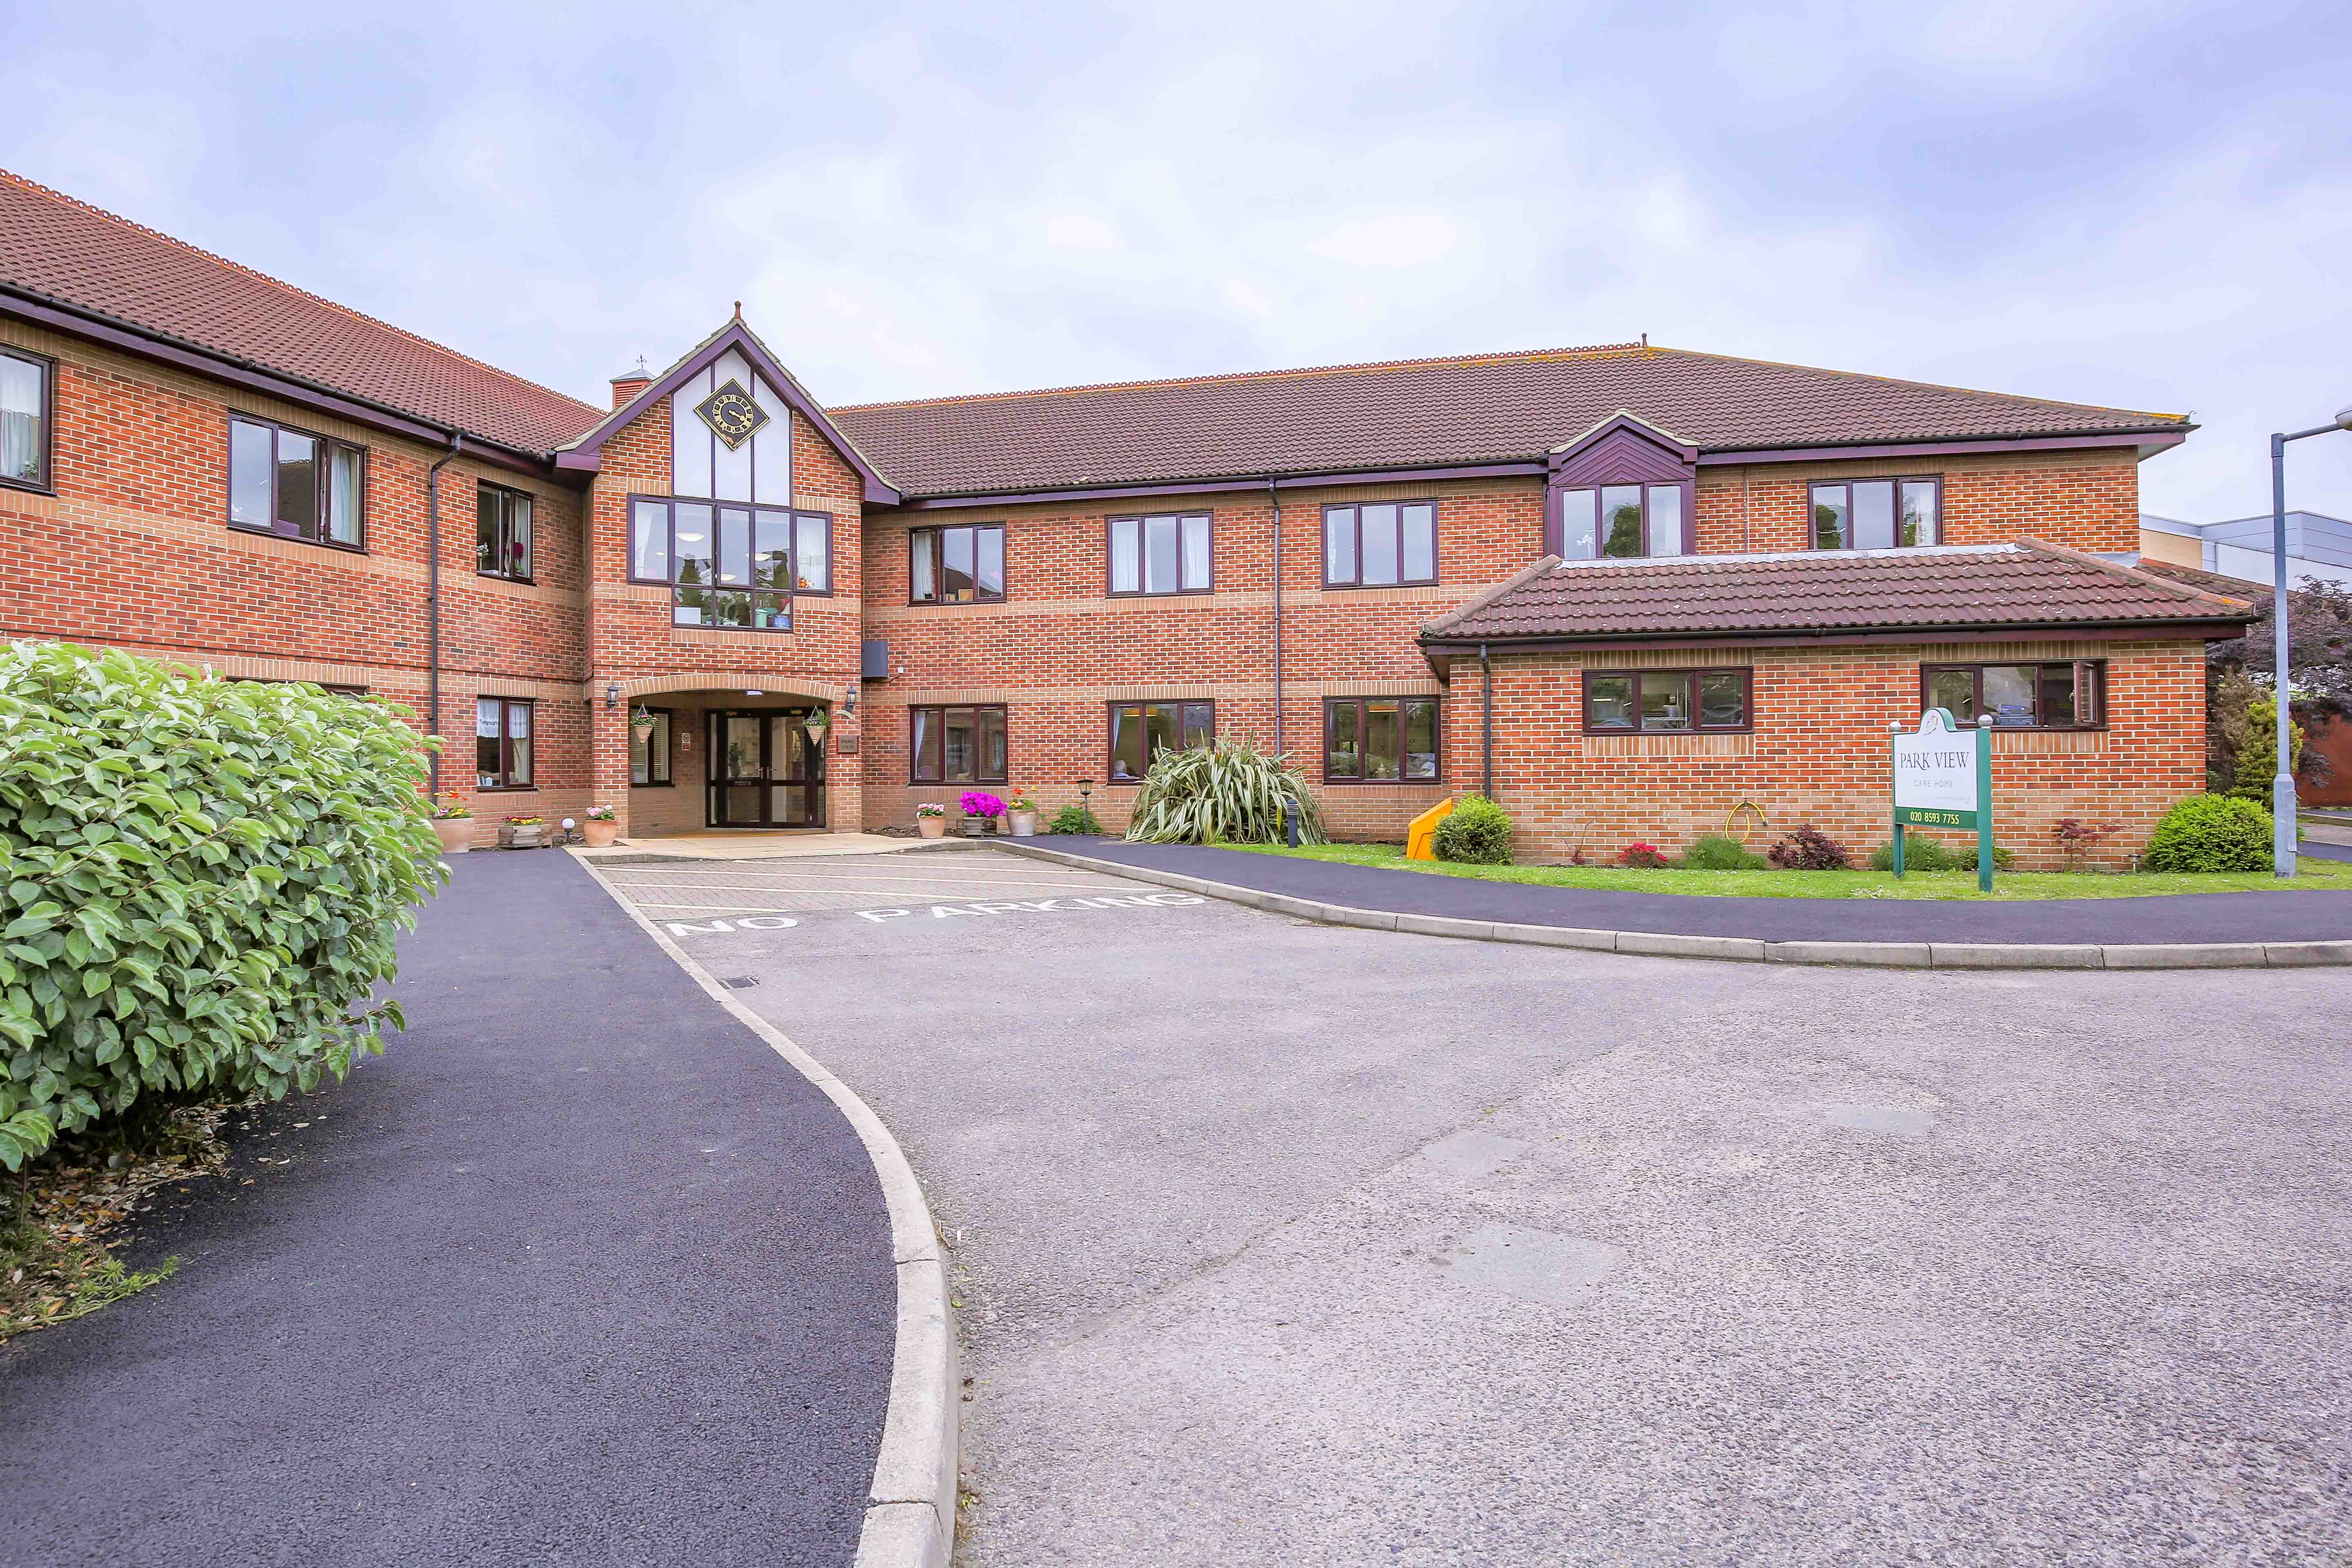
1432,795,1512,864
2144,793,2272,873
0,643,445,1169
1678,833,1766,870
1125,736,1325,845
1766,825,1851,870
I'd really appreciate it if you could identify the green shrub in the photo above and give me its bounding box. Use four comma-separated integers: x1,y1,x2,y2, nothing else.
1866,836,2016,872
2144,793,2272,873
0,642,445,1170
1433,795,1512,864
1125,735,1325,845
1678,833,1767,870
1047,804,1102,835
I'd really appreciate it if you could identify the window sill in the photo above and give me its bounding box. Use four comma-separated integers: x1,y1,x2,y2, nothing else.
906,598,1007,608
227,521,369,554
1107,588,1215,600
476,784,538,793
0,476,57,499
1323,579,1440,592
478,570,537,586
629,781,676,789
1581,728,1754,738
1323,777,1447,786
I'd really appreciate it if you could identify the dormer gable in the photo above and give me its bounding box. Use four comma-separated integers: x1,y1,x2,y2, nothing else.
1544,411,1698,559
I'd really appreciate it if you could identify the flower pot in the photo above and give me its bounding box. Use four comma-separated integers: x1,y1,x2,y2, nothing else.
432,818,473,855
499,824,544,850
1009,809,1040,837
918,816,947,839
582,819,619,848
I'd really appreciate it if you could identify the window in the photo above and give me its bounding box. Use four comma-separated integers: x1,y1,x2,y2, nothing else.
1108,701,1214,782
1583,668,1751,733
910,704,1008,784
1811,479,1940,550
1108,512,1211,595
228,415,364,548
1324,502,1437,587
475,697,534,789
1556,483,1687,560
1922,662,2104,731
1325,697,1440,782
629,496,830,630
1,346,51,492
476,482,534,580
910,524,1005,604
630,708,674,786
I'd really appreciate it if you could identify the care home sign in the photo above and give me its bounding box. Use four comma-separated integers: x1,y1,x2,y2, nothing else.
1890,707,1994,891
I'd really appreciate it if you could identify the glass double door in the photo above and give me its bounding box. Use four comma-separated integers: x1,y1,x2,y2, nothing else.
708,710,824,828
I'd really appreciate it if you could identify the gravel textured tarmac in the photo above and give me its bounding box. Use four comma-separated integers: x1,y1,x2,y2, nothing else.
0,852,894,1568
639,850,2352,1567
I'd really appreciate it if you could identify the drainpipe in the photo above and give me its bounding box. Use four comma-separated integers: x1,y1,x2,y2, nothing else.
1480,641,1494,798
425,432,463,794
1267,475,1283,755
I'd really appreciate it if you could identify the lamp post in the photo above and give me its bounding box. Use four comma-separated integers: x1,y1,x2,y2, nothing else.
2267,405,2352,877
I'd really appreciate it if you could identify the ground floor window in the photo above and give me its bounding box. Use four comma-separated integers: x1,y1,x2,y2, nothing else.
911,704,1007,784
1584,668,1751,733
476,697,534,788
1325,697,1439,781
1923,662,2104,730
630,707,673,785
1109,700,1213,782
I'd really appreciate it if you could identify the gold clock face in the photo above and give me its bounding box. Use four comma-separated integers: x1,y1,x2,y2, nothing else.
693,379,772,449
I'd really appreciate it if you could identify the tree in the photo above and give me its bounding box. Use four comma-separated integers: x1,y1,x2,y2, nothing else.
2208,576,2352,711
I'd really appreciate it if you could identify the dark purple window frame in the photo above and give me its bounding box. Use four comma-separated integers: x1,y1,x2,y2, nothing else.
626,493,831,632
1105,699,1216,783
1322,696,1442,783
909,523,1007,605
477,479,534,583
1322,500,1439,589
1581,668,1754,735
1105,511,1214,597
908,703,1009,784
0,343,57,496
1550,481,1693,561
1809,476,1943,550
1920,662,2106,732
225,413,368,552
476,696,535,791
630,706,676,787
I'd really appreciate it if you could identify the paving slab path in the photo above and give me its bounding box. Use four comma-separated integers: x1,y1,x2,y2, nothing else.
0,851,894,1568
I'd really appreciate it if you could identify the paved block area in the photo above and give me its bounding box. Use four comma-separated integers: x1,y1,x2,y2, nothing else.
633,848,2352,1566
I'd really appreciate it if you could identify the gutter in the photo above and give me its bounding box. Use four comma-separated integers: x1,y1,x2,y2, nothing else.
425,433,464,795
1420,616,2258,656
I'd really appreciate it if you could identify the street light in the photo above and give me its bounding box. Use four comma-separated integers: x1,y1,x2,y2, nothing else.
2267,405,2352,877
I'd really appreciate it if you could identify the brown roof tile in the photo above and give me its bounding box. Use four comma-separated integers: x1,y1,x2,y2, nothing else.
0,168,603,457
831,343,2191,499
1421,539,2256,645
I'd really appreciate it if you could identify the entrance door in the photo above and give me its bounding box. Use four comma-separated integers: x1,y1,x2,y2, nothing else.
707,710,826,828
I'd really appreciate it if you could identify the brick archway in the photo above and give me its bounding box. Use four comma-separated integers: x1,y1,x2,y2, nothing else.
592,671,862,836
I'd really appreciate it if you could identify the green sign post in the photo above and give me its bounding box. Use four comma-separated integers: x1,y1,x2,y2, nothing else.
1889,707,1994,893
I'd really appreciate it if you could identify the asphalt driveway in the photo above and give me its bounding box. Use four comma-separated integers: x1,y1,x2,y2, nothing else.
624,847,2352,1567
0,851,894,1568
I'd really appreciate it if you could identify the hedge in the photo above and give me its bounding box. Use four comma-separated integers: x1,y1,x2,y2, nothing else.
1433,795,1512,864
2143,793,2272,873
0,643,446,1169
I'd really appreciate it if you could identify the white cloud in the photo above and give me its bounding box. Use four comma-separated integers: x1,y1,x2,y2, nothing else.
1045,215,1122,251
1306,214,1460,268
1226,278,1272,318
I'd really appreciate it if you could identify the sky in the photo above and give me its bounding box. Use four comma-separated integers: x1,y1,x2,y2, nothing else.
4,0,2349,522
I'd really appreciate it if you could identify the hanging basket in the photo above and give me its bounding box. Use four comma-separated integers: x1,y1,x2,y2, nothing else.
803,708,831,743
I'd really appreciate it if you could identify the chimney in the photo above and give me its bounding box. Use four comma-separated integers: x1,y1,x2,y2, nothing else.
609,356,652,410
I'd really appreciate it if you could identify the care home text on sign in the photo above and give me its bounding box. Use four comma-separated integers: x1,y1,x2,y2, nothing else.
1892,708,1980,827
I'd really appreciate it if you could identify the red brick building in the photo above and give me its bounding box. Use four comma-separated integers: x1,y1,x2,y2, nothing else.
0,170,2253,866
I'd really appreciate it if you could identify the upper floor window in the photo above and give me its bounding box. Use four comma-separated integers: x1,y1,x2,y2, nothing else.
1109,700,1213,782
1558,484,1686,561
1325,697,1440,782
1109,512,1210,596
477,482,533,581
630,496,831,632
1812,479,1940,550
1,346,52,493
911,523,1004,604
229,415,364,549
1584,667,1751,733
1923,662,2103,731
1325,502,1436,588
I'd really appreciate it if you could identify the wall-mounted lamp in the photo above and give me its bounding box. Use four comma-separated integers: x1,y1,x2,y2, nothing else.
842,688,857,716
604,682,619,710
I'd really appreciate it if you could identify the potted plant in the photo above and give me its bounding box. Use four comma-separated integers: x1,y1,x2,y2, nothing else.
1005,786,1041,837
498,813,546,850
430,795,473,855
959,790,1006,836
916,802,948,839
582,804,619,848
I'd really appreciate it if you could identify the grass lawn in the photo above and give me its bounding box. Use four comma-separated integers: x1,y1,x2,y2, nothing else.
1226,841,2352,900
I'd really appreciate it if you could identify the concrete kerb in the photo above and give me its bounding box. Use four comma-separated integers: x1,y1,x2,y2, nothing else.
987,841,2352,972
573,856,958,1568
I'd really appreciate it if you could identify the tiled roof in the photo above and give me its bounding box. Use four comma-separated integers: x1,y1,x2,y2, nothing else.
0,168,604,457
1420,540,2256,645
830,344,2192,499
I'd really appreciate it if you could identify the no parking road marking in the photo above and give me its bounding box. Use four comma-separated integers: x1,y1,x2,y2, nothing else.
664,890,1204,937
